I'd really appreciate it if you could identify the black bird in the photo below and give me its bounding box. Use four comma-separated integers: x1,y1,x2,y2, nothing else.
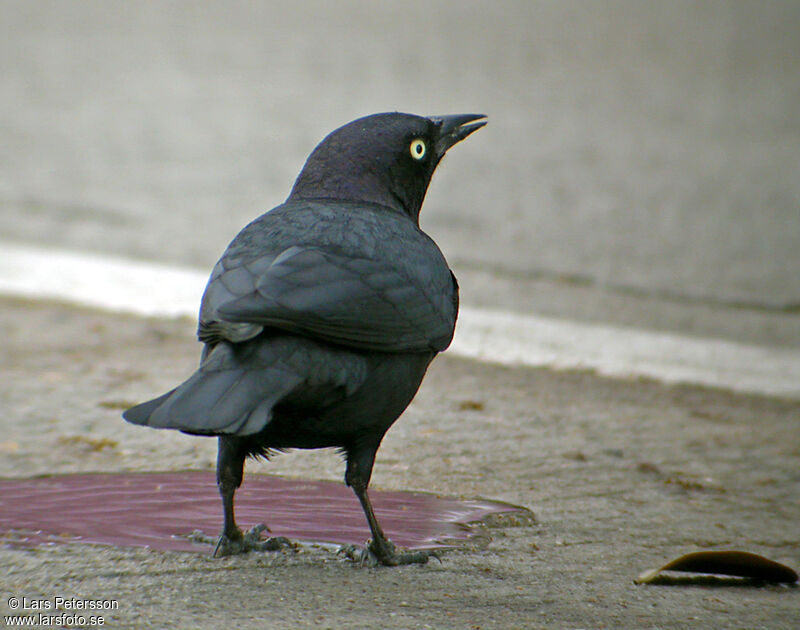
123,112,486,566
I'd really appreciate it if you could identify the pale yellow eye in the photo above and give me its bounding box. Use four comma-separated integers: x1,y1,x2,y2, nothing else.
409,138,427,160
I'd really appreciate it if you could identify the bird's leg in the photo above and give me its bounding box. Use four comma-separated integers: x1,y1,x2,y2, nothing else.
212,436,293,557
341,451,438,566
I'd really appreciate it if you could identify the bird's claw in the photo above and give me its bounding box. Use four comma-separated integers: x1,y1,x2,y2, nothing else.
212,523,296,557
338,538,441,567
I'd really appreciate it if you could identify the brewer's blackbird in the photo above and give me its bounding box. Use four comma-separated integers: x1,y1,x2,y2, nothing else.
124,112,486,566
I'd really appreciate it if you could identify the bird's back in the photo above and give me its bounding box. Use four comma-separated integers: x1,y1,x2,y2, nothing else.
125,198,456,439
198,199,458,353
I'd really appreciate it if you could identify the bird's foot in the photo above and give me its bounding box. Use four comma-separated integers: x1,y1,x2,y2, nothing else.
339,538,441,567
210,523,296,558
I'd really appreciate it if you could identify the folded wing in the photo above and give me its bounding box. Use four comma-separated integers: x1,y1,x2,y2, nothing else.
202,244,457,353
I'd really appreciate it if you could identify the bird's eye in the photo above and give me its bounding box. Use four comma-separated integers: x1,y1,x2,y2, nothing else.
409,138,427,161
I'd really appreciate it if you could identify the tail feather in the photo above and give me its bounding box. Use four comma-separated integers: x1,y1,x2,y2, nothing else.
122,388,177,426
122,335,368,437
123,368,302,436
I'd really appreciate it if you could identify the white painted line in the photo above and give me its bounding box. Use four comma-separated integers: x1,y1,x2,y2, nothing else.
0,241,206,318
2,241,799,398
455,307,800,398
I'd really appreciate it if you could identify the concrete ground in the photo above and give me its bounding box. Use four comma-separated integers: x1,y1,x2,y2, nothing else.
2,2,799,628
1,297,798,629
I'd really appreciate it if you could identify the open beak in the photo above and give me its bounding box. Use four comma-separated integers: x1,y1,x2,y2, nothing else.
430,113,488,157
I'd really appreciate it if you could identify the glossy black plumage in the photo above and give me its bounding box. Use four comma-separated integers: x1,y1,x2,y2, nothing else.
123,112,486,565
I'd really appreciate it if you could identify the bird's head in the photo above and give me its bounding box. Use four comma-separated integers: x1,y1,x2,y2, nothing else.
289,112,487,222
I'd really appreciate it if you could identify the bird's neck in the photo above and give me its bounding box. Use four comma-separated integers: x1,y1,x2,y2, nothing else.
289,172,419,224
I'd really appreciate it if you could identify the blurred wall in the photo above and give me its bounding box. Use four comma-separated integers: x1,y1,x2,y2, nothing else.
1,0,798,308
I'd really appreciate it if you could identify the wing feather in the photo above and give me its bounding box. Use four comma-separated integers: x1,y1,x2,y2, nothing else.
217,246,453,351
197,201,458,352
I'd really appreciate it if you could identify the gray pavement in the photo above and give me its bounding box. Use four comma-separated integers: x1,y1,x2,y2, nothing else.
1,297,799,628
1,0,799,347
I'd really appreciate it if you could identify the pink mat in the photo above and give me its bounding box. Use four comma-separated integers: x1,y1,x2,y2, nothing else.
0,472,527,553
